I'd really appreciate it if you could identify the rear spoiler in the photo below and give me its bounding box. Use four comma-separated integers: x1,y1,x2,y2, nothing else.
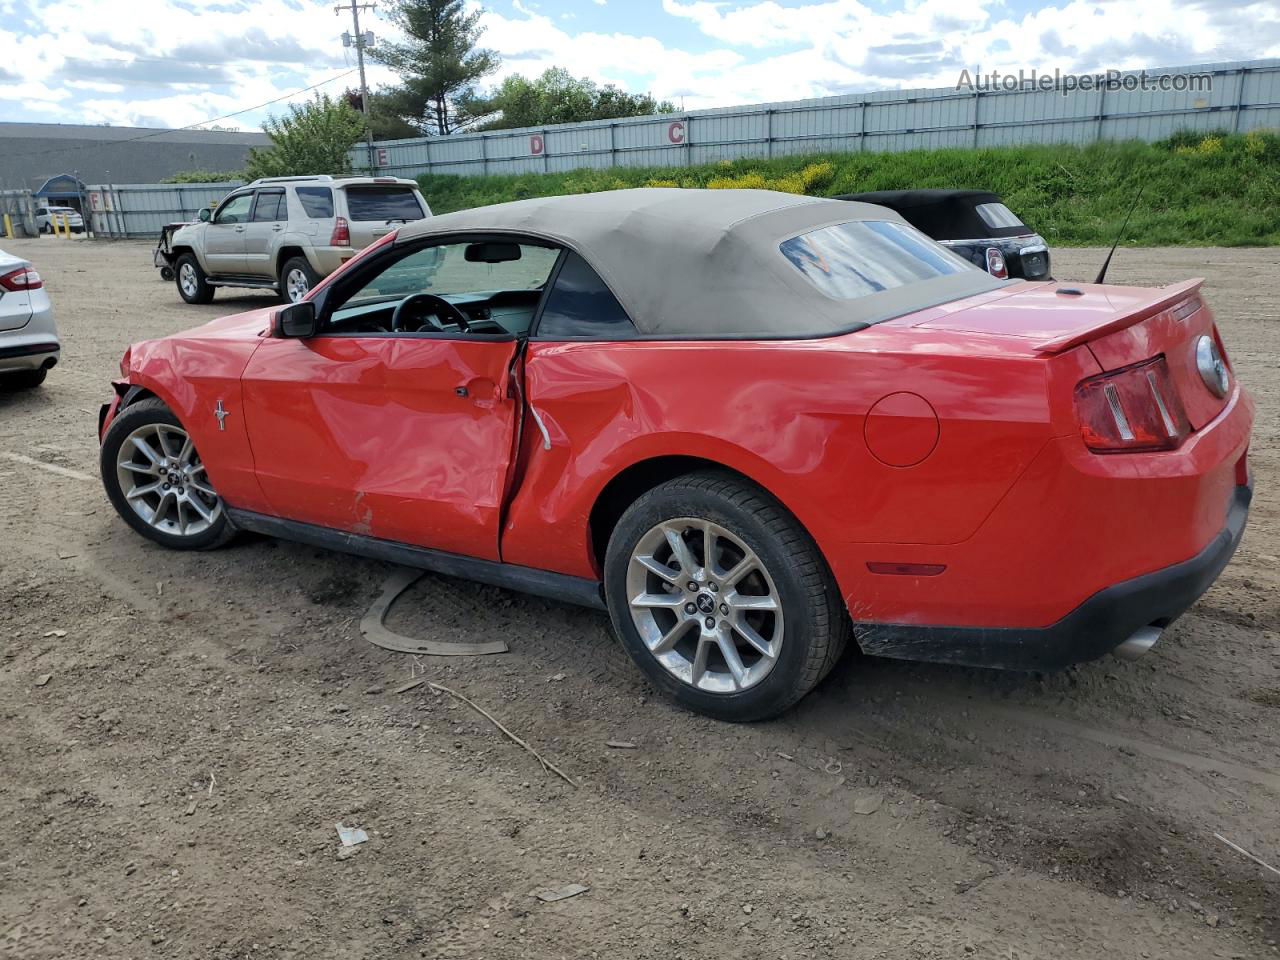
1035,278,1205,354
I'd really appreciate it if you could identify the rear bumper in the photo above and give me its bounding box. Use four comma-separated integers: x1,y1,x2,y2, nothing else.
857,483,1251,670
0,339,60,372
0,295,60,372
309,247,352,275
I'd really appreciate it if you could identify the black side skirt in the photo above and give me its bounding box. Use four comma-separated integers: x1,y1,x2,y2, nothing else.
0,342,59,360
226,509,606,611
854,483,1252,672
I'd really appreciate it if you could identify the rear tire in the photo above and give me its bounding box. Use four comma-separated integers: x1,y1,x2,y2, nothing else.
100,397,235,551
604,471,849,722
279,257,320,304
175,254,214,304
1,368,47,389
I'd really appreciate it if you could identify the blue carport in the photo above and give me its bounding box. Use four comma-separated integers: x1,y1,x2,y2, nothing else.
34,175,88,215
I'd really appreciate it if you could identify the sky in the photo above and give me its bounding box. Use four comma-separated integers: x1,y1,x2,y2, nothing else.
0,0,1276,131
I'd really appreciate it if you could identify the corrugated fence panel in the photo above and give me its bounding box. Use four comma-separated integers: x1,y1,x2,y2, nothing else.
350,59,1279,180
85,182,243,238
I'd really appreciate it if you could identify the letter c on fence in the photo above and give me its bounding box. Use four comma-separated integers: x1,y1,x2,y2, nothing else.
530,135,545,155
668,121,685,144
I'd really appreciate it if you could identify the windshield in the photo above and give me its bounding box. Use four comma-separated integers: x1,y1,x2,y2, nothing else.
780,220,976,301
344,187,424,222
340,242,559,309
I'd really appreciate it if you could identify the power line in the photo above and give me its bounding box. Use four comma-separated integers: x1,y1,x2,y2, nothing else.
2,68,360,163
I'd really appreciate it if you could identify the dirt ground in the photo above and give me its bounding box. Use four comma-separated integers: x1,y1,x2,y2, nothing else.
2,236,1278,960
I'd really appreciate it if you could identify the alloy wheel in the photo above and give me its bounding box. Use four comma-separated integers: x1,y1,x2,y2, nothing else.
626,517,784,693
179,263,198,299
285,268,310,303
115,422,222,537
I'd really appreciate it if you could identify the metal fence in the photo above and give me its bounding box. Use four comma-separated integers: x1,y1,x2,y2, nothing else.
85,181,245,239
354,58,1280,180
0,189,37,237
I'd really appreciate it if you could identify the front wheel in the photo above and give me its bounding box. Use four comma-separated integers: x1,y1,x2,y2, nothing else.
175,254,214,304
100,398,234,550
604,471,849,722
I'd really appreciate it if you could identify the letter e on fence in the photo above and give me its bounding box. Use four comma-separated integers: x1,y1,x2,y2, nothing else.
668,121,685,144
530,135,545,155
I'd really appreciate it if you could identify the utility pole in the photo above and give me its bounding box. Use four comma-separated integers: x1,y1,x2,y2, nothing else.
338,0,377,173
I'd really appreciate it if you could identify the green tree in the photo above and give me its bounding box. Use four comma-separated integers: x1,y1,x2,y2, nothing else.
343,87,428,140
244,94,365,179
465,67,676,130
370,0,499,135
160,169,243,184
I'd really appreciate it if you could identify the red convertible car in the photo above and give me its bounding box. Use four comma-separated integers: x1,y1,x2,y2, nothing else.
98,189,1253,721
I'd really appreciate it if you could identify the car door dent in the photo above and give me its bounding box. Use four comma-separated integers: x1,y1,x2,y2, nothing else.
528,405,553,450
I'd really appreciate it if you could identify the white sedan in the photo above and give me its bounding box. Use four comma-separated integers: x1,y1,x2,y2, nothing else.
0,249,60,388
36,206,84,234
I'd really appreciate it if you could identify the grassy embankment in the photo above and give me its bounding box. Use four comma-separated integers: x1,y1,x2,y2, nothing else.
417,130,1280,246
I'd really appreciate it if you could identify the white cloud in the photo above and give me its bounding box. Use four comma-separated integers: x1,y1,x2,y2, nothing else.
478,4,744,105
0,0,1276,130
0,0,361,127
660,0,1280,96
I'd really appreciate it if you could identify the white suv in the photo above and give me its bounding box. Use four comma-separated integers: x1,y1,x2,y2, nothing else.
164,175,431,304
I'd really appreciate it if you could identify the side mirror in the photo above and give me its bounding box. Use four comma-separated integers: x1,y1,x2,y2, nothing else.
198,208,212,222
277,301,318,339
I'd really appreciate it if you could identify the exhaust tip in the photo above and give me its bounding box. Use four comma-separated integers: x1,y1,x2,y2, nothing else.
1113,625,1164,661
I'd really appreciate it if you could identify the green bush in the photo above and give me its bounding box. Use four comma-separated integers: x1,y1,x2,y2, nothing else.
418,132,1280,246
160,170,243,184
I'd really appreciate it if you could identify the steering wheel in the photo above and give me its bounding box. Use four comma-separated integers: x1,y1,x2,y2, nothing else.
391,293,472,333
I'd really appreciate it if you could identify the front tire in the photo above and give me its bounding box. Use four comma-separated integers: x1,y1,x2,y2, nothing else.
604,471,849,722
279,257,320,304
100,398,234,550
175,254,214,304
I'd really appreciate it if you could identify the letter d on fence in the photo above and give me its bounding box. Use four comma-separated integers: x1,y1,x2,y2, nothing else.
530,135,544,155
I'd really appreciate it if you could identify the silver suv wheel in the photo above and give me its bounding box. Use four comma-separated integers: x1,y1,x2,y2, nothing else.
285,267,311,302
179,262,199,299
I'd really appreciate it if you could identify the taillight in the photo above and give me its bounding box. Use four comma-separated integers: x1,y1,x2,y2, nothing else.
0,266,42,290
330,216,350,246
985,247,1008,279
1075,356,1190,453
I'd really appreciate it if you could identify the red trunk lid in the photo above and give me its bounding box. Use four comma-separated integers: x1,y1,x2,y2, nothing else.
916,279,1228,429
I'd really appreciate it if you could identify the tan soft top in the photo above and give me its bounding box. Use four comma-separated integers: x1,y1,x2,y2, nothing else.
398,188,1007,337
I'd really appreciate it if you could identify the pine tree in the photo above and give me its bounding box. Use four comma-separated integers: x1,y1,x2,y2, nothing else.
371,0,499,135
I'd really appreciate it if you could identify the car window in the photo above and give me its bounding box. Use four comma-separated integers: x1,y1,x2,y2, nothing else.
780,220,975,300
326,241,561,336
252,190,285,222
974,202,1025,229
295,186,333,218
343,187,424,222
214,194,253,225
536,252,636,339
